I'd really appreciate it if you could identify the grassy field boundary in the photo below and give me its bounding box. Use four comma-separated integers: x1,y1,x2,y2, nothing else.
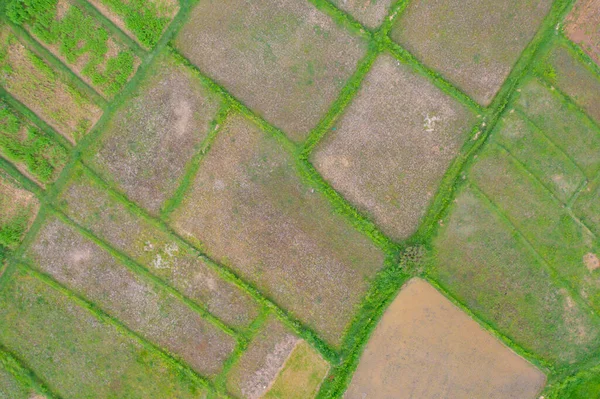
0,345,62,399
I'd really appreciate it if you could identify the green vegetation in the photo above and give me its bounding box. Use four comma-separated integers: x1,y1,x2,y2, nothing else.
0,173,38,249
6,0,137,97
0,100,67,183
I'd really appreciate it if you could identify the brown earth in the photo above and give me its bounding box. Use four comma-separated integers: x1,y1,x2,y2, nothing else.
345,278,547,399
175,0,367,141
313,54,476,240
329,0,393,29
170,113,384,346
565,0,600,66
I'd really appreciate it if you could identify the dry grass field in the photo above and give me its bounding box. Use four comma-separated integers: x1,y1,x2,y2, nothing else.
1,0,600,397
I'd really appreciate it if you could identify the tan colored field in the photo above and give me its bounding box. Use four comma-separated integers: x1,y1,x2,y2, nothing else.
329,0,393,28
345,278,547,399
25,216,236,377
391,0,553,105
227,317,298,399
0,25,101,143
171,113,384,346
87,55,221,214
175,0,367,141
313,54,476,240
565,0,600,66
57,166,260,329
263,340,329,399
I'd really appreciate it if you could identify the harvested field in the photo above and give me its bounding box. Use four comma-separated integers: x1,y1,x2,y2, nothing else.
470,145,600,312
6,0,139,98
0,269,207,398
313,54,476,240
490,111,586,203
329,0,393,29
57,165,260,329
86,54,221,215
0,172,39,249
263,340,329,399
175,0,368,141
0,25,101,143
87,0,179,48
565,0,600,66
541,42,600,124
515,78,600,178
431,185,600,366
25,216,236,377
345,279,546,399
0,99,68,184
227,317,299,399
391,0,553,106
171,114,384,346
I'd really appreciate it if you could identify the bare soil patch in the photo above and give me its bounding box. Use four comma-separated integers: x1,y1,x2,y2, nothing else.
57,166,260,329
313,54,476,240
263,340,329,399
175,0,367,141
87,54,221,215
227,317,299,399
345,278,546,399
565,0,600,66
25,216,236,377
329,0,393,29
171,113,384,346
584,253,600,272
0,270,206,398
0,25,101,143
391,0,553,105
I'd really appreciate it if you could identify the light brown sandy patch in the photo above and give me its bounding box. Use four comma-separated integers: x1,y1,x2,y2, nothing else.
565,0,600,66
584,253,600,272
345,278,547,399
313,54,476,240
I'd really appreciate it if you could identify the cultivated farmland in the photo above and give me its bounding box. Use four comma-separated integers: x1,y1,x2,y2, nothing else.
0,0,600,398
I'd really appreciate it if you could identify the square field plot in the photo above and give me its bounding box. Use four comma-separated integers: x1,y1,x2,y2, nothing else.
170,114,384,346
57,165,260,329
431,185,600,367
175,0,367,141
329,0,393,29
6,0,140,98
86,54,221,215
313,54,476,240
391,0,553,106
0,25,102,143
0,270,207,398
87,0,179,48
345,279,546,399
0,100,68,185
25,216,236,377
227,316,329,399
0,172,38,250
566,0,600,66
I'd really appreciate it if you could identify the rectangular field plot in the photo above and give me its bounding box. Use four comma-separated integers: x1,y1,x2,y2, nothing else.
431,185,600,367
56,165,260,329
391,0,552,106
227,316,328,399
540,42,600,124
515,78,600,178
170,114,385,347
263,340,329,399
470,146,600,314
0,99,68,184
0,172,38,250
6,0,139,98
24,216,236,377
87,0,179,49
0,269,207,398
0,25,101,143
345,279,546,399
565,0,600,66
85,54,221,215
175,0,367,141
